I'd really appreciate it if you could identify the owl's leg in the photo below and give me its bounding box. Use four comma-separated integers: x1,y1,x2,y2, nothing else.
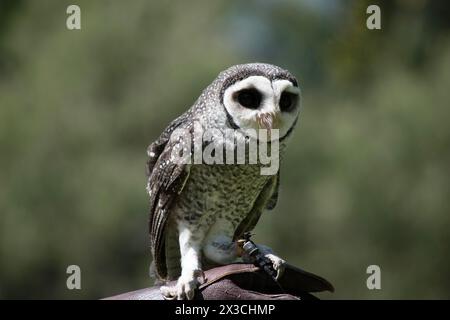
243,244,286,280
160,224,205,300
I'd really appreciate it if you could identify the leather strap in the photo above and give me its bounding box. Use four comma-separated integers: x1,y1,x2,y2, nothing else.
104,263,333,300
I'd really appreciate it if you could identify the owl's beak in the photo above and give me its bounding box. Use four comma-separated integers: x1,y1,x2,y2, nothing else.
256,112,280,130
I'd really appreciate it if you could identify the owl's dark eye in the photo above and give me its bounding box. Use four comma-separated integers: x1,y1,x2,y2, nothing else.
279,91,297,112
236,89,262,109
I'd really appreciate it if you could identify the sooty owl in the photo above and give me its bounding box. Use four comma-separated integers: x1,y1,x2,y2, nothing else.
146,63,301,299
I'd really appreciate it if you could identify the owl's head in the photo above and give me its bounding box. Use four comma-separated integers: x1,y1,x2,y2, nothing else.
218,63,300,141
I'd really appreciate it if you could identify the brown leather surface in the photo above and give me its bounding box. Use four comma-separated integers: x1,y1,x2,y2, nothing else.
104,263,334,300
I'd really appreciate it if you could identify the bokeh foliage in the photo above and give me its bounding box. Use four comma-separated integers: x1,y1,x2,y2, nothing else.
0,0,449,299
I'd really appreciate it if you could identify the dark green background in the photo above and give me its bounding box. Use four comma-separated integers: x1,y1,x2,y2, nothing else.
1,0,449,299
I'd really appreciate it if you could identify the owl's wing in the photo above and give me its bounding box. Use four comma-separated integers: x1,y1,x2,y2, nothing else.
233,172,279,241
265,171,280,210
147,114,192,279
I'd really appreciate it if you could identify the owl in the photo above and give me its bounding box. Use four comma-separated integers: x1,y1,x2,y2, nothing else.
146,63,301,300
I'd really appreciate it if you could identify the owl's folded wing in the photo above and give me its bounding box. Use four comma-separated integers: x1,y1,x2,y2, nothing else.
233,172,279,241
147,114,193,280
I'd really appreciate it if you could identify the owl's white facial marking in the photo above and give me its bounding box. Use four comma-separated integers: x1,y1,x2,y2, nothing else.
223,76,300,140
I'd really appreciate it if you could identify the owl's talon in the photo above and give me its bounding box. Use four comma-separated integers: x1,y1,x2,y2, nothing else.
160,285,177,300
265,253,286,280
160,270,203,300
194,269,206,285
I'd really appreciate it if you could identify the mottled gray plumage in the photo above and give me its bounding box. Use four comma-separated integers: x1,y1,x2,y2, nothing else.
146,63,300,299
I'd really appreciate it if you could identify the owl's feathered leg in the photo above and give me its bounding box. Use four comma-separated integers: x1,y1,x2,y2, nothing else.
160,224,205,300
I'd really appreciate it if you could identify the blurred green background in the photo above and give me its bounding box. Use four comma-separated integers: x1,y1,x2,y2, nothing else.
1,0,449,299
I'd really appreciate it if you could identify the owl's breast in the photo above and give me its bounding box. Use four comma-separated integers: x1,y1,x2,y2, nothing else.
175,163,272,227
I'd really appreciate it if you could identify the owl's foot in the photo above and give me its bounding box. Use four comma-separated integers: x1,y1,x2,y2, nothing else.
160,269,205,300
265,253,286,280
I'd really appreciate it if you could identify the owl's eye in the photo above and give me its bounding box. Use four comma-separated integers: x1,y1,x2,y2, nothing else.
279,91,297,112
236,89,262,109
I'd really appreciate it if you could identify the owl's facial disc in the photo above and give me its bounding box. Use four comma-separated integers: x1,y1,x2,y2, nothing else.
223,76,300,140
